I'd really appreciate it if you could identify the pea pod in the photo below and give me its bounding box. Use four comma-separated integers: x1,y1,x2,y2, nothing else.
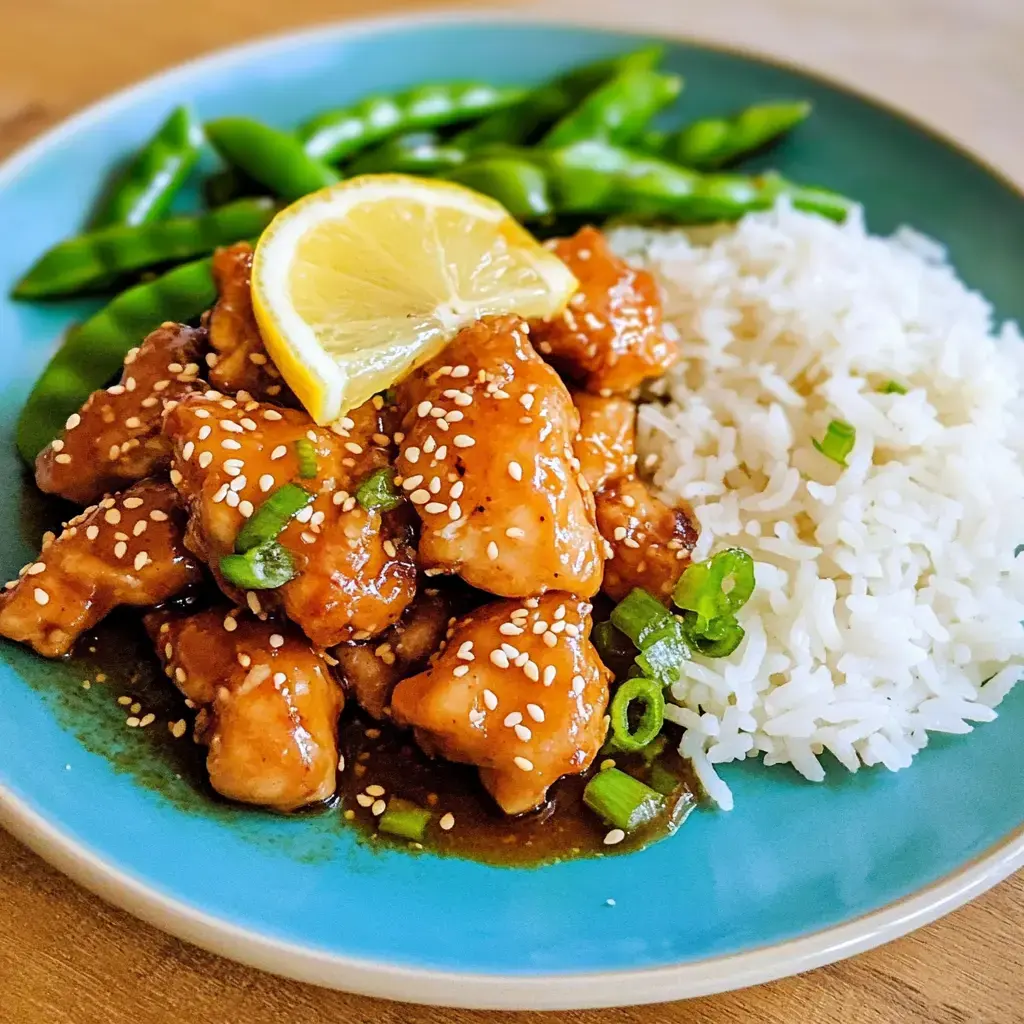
16,255,217,463
13,198,276,300
455,45,665,147
445,157,553,221
205,118,339,201
299,82,526,164
645,101,812,169
203,166,263,208
347,132,468,176
540,69,683,149
91,107,204,228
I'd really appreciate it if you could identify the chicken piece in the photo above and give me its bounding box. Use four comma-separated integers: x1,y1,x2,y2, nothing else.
163,391,416,646
332,584,470,720
35,323,204,505
531,226,676,394
394,315,603,599
572,391,636,492
207,243,293,404
0,480,202,657
596,475,698,603
146,608,342,811
391,593,610,815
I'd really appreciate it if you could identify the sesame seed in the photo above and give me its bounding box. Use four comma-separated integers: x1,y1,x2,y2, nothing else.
550,620,566,634
263,409,283,421
453,392,472,407
51,439,65,452
223,616,237,632
270,445,287,461
113,541,128,559
268,633,284,648
520,394,534,410
356,793,374,808
239,500,256,518
453,434,475,448
503,711,522,727
229,475,247,492
240,417,258,431
513,756,534,772
405,446,421,464
526,703,545,723
344,441,363,455
300,531,316,544
435,445,448,460
32,588,49,606
139,713,156,728
603,829,626,846
402,475,424,490
453,664,470,677
54,453,73,465
514,723,532,742
613,526,627,541
499,623,523,636
409,489,430,504
273,672,287,685
198,451,213,468
505,527,525,539
500,643,520,659
439,812,455,831
371,799,386,816
482,689,498,710
134,552,149,571
449,480,465,499
246,592,262,615
125,717,140,728
490,649,510,669
543,632,558,648
170,719,187,739
416,400,432,417
451,365,470,378
26,562,45,575
572,675,586,695
508,461,523,481
422,501,444,514
486,541,499,561
365,784,385,797
222,438,242,450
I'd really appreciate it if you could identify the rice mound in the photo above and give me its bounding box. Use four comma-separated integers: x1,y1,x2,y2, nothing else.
607,206,1024,810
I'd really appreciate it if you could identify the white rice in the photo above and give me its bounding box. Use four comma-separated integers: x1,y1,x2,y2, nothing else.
607,205,1024,810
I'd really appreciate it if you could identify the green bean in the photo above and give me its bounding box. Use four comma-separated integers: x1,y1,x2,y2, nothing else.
91,107,204,228
299,82,526,164
455,45,665,147
445,157,553,221
205,118,339,201
645,101,812,169
16,255,217,463
540,69,683,149
13,198,276,300
347,132,468,176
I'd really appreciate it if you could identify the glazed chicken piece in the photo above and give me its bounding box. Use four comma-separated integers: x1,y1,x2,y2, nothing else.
531,226,676,395
35,323,204,505
163,391,416,647
207,243,293,404
572,392,698,603
146,607,343,811
394,315,603,599
391,593,611,815
332,586,459,720
0,479,202,657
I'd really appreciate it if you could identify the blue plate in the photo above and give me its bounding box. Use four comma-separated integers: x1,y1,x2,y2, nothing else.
0,13,1021,1010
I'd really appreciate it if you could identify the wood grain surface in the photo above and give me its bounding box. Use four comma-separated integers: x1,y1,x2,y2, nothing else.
0,1,1021,1022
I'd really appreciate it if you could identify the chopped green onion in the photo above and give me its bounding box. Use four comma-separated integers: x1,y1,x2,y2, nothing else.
592,620,637,677
640,734,667,764
355,467,403,512
673,548,755,624
293,438,319,479
377,798,431,842
879,380,908,395
234,483,314,553
608,587,690,686
812,418,856,467
608,677,665,752
679,610,745,657
647,761,683,797
583,768,665,832
220,540,297,590
610,588,673,648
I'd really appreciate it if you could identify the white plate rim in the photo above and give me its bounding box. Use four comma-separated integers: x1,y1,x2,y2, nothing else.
0,7,1021,1010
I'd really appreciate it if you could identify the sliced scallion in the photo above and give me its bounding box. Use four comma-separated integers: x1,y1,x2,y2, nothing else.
609,587,673,648
294,437,319,479
220,540,297,590
377,798,431,842
812,418,856,467
673,548,755,624
680,610,745,657
879,380,908,395
234,483,314,553
583,768,665,833
608,676,665,752
355,467,403,512
591,619,637,677
647,762,683,797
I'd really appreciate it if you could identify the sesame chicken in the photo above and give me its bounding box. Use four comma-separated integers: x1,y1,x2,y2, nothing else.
394,315,603,599
163,391,416,646
145,607,343,811
571,391,636,492
207,243,295,404
390,593,611,815
531,226,676,394
35,323,204,505
0,479,201,657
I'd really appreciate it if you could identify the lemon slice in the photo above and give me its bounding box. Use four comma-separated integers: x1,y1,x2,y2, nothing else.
251,174,577,424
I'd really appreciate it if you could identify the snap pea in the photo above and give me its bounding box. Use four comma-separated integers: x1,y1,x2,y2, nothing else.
16,255,217,463
347,132,468,176
445,157,554,221
540,69,683,149
13,198,275,300
205,118,339,201
299,82,526,164
644,101,812,169
455,44,665,147
203,166,263,208
91,106,204,228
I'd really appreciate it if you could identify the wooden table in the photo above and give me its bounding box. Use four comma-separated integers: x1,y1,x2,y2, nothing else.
1,2,1021,1021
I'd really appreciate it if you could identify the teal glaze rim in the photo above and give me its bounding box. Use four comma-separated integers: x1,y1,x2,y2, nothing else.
0,9,1021,1009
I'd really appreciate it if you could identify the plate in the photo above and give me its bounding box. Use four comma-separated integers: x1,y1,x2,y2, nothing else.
0,12,1021,1011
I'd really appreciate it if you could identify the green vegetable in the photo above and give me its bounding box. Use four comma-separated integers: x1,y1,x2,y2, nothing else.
347,132,468,176
299,82,526,163
647,761,683,797
91,106,204,228
455,45,665,147
203,167,262,207
645,100,812,169
219,540,298,590
673,548,755,624
592,619,637,677
293,438,319,479
609,587,689,686
205,118,339,202
16,255,217,464
445,157,553,221
377,798,432,842
13,198,276,300
540,69,683,149
679,610,746,657
608,677,665,752
583,767,665,832
355,467,403,512
609,587,676,648
812,418,856,467
234,483,314,553
880,380,908,395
